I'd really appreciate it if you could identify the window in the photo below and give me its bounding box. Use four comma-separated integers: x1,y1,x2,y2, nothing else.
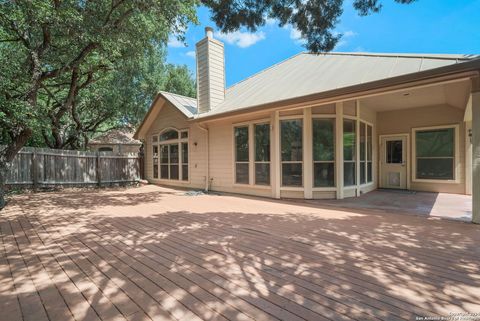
160,129,178,141
415,127,455,180
152,136,159,179
343,119,356,186
182,142,188,181
312,118,335,187
254,123,270,185
234,126,249,184
359,122,373,184
152,129,188,181
281,119,303,187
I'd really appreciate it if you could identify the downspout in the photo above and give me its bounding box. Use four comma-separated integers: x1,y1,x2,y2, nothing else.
197,123,210,192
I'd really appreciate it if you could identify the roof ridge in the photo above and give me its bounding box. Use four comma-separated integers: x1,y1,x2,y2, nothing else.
159,91,196,100
226,52,307,91
306,51,478,60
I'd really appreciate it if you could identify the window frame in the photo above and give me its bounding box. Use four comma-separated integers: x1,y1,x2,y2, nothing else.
233,125,250,185
311,115,336,189
151,127,189,182
232,119,272,188
343,117,357,187
359,120,374,186
412,124,460,184
254,122,271,186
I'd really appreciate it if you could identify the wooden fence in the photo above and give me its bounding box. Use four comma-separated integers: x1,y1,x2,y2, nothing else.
5,147,141,189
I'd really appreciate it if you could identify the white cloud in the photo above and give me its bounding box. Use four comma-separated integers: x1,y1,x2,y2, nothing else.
343,30,357,38
265,17,277,25
185,51,195,58
285,25,306,45
216,31,266,48
167,36,185,48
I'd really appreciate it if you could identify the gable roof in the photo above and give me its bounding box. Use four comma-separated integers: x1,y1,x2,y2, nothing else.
200,52,479,118
135,51,480,138
159,91,197,118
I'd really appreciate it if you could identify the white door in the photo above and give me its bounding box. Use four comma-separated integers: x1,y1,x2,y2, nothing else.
380,135,407,189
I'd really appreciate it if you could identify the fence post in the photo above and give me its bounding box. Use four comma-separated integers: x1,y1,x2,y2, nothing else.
31,149,38,192
96,152,101,187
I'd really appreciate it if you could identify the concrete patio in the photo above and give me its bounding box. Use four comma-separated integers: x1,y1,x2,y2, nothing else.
1,185,479,321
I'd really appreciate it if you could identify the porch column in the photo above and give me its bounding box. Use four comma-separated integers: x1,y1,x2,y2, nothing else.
355,100,361,196
304,108,313,199
271,110,281,199
472,91,480,224
336,102,344,199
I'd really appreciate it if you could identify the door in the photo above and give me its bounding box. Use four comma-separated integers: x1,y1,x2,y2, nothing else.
380,135,407,189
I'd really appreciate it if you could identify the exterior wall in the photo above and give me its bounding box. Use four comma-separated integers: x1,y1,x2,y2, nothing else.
145,101,207,189
89,144,141,154
377,104,466,194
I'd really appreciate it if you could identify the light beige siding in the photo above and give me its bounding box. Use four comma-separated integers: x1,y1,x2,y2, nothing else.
377,104,466,194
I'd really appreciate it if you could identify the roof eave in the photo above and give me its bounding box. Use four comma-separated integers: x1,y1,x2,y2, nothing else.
194,58,480,123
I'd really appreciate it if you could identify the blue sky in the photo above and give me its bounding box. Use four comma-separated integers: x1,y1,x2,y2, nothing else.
167,0,480,87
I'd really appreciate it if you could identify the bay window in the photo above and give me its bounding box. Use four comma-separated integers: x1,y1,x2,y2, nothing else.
343,119,356,186
312,118,335,187
415,127,455,180
281,119,303,187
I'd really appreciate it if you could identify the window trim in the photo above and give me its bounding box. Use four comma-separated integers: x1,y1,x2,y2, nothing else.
359,121,374,186
411,124,460,184
232,119,272,188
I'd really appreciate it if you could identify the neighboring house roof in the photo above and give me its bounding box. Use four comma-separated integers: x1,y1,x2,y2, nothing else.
201,52,479,118
159,91,197,118
89,128,142,145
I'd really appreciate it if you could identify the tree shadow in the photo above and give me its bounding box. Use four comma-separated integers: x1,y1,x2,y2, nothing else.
1,187,480,321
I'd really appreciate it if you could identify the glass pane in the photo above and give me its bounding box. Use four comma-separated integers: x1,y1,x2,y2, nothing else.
153,145,158,157
367,162,372,183
343,119,356,161
160,145,168,164
170,144,179,164
282,163,303,187
255,123,270,162
312,119,334,161
386,140,403,164
313,163,334,187
281,119,303,161
417,158,454,180
235,126,249,162
360,161,366,184
367,125,372,161
344,162,356,186
416,128,454,158
181,131,188,138
160,165,168,179
182,143,188,164
360,122,366,161
182,165,188,181
160,130,178,141
236,163,249,184
153,164,158,179
255,163,270,185
170,165,179,180
152,135,158,143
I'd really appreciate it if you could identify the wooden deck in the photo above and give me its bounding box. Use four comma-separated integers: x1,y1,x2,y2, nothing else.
1,185,479,321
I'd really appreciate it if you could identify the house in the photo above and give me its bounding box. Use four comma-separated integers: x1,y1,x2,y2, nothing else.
88,128,142,153
134,27,480,223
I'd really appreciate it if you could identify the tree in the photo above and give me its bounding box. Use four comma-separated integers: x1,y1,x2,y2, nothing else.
203,0,416,52
0,0,416,209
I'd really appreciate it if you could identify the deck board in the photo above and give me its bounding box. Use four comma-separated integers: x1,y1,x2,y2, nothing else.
1,185,479,321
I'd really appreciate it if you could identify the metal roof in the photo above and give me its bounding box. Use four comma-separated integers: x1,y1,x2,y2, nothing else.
159,91,197,118
198,52,479,118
